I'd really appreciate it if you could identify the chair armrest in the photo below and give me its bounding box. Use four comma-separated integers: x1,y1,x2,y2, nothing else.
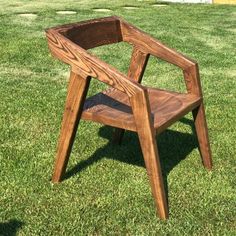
120,20,197,70
120,19,202,96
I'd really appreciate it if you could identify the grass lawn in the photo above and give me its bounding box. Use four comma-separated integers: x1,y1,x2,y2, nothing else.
0,0,236,235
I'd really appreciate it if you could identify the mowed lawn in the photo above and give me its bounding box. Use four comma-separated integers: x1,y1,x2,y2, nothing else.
0,0,236,235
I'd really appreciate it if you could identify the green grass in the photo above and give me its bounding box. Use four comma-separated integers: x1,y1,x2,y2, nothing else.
0,0,236,235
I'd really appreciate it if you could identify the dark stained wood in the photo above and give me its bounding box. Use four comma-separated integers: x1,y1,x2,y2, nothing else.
46,16,213,219
52,71,91,182
183,63,213,169
127,46,150,83
183,63,202,96
113,46,150,144
192,104,213,169
112,127,125,145
59,17,122,50
120,20,197,70
48,16,122,50
46,28,142,97
130,89,168,219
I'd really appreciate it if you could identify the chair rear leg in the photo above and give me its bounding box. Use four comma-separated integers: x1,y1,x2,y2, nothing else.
192,103,213,170
52,71,90,183
112,128,125,145
112,46,150,145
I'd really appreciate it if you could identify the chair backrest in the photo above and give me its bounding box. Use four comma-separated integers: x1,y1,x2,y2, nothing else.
45,16,144,98
57,17,122,50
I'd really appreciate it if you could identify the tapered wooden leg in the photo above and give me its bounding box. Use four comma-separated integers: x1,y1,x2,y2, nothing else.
113,46,150,144
131,90,168,219
112,128,125,145
52,71,91,183
192,103,213,170
138,130,168,219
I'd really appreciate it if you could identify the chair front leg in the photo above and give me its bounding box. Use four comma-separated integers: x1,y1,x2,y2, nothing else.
131,90,168,219
52,71,91,183
137,128,168,219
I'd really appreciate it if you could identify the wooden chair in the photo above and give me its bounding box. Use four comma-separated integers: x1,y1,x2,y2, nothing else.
45,16,213,219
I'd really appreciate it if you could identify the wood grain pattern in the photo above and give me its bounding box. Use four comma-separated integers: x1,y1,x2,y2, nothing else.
127,46,150,83
192,104,213,169
184,62,212,169
130,89,168,219
120,20,196,70
66,19,121,50
82,87,201,133
46,16,213,219
56,16,122,50
46,29,142,97
183,63,202,96
52,71,90,182
113,46,150,144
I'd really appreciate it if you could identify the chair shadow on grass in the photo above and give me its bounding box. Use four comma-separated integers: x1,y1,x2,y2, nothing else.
64,117,199,207
0,219,24,236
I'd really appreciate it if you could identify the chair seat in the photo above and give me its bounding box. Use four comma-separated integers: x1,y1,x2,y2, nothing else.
82,87,202,133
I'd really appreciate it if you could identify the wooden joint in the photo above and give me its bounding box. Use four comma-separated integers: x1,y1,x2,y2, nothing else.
70,66,88,79
183,62,203,96
129,87,147,100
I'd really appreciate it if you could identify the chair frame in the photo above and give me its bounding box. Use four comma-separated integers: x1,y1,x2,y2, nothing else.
45,16,213,219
